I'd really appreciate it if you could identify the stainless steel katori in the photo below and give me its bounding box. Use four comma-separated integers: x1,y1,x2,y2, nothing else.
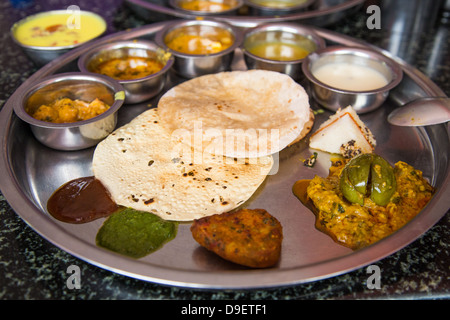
78,40,174,104
12,72,125,151
302,46,403,113
242,22,325,81
154,19,243,78
10,10,106,66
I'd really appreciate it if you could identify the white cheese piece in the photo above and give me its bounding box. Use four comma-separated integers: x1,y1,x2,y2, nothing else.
309,106,376,157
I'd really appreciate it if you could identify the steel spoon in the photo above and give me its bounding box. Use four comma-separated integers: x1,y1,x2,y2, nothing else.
387,97,450,126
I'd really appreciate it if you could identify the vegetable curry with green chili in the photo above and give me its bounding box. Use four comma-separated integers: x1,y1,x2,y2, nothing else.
293,155,434,250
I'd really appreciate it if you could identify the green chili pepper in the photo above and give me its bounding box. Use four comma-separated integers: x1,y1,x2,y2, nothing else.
340,165,364,205
370,154,397,206
346,153,372,195
339,153,397,206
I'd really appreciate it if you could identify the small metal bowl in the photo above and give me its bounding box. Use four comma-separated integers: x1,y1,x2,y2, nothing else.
244,0,316,16
302,46,403,113
169,0,244,16
155,19,242,78
13,72,125,151
10,10,106,66
242,23,325,81
78,40,174,104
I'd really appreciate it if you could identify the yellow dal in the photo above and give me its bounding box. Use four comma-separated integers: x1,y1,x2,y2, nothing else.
14,12,106,47
247,41,310,61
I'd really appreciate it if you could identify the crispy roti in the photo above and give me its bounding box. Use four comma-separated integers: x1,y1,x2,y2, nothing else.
92,108,273,221
157,70,311,158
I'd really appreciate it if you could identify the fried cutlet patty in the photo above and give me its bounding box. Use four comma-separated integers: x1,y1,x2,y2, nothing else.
190,208,283,268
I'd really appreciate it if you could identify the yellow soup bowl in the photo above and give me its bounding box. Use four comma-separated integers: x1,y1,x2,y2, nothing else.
11,10,106,65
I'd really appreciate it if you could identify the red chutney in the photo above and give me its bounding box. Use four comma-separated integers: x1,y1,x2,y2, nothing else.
47,176,118,224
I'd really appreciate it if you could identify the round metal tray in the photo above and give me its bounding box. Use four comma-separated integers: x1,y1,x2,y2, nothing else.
125,0,365,27
0,21,448,289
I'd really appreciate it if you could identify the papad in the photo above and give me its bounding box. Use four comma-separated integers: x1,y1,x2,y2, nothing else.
92,108,273,221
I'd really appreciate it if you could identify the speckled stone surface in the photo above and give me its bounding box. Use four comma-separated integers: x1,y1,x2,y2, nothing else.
0,0,449,300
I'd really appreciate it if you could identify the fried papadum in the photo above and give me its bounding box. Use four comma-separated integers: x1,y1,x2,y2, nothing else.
92,108,273,221
190,208,283,268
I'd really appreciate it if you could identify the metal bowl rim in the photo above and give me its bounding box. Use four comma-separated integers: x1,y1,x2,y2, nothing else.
13,72,125,129
10,9,107,51
77,40,175,84
302,45,404,94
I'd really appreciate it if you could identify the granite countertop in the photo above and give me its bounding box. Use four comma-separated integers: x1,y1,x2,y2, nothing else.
0,0,448,300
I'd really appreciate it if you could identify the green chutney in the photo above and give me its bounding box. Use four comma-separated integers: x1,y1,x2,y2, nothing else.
96,207,178,258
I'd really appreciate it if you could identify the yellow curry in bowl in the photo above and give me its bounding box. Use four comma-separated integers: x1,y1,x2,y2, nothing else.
29,97,110,123
243,28,319,62
90,57,165,81
13,10,106,48
164,25,234,55
293,154,434,250
246,41,311,61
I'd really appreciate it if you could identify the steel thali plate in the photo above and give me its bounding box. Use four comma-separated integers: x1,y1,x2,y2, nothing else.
0,22,449,289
